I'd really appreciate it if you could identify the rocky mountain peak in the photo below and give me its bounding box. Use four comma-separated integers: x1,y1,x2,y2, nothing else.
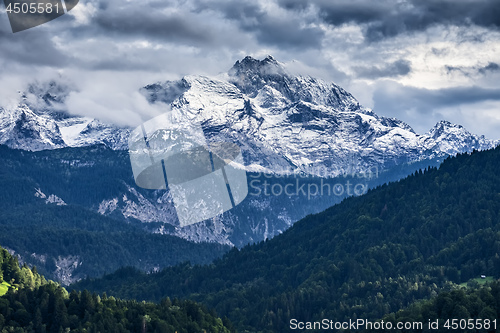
423,120,496,155
1,56,498,247
230,55,284,76
429,120,470,140
0,56,497,169
226,56,358,112
228,56,289,96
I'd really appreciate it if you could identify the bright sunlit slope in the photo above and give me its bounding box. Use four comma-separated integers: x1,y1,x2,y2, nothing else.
0,246,234,332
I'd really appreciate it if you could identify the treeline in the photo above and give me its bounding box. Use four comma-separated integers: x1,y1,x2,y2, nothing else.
73,147,500,332
1,248,46,292
383,282,500,332
0,246,234,333
0,213,230,283
0,145,230,281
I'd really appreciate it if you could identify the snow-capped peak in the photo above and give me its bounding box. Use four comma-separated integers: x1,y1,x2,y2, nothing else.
0,81,130,151
429,120,466,139
0,56,497,174
423,120,493,155
138,56,497,175
229,55,286,78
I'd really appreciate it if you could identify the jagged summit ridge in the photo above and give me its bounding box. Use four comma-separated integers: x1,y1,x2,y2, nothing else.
140,56,497,175
424,120,492,155
226,56,359,110
229,55,287,84
0,56,498,246
230,55,283,74
0,56,497,176
0,82,130,151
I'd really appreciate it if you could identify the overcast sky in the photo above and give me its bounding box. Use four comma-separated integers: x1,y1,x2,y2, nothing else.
1,0,499,139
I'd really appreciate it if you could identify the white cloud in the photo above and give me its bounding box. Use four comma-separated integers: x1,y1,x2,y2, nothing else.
68,2,97,26
0,0,499,141
64,71,167,127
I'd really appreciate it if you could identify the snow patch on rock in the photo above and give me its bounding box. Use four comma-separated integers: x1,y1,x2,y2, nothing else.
54,255,82,286
35,188,66,205
98,198,119,215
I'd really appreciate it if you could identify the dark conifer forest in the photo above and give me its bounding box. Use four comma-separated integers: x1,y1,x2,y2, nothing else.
0,247,233,332
2,146,500,332
72,147,500,332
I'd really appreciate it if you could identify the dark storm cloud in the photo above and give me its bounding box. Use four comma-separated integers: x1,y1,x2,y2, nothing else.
194,0,325,48
373,81,500,117
354,60,411,79
479,62,500,74
445,65,469,76
92,5,214,45
0,0,498,137
278,0,391,22
445,62,500,76
318,0,393,26
193,0,261,22
0,28,69,67
87,0,325,49
277,0,500,41
275,0,308,11
249,17,323,48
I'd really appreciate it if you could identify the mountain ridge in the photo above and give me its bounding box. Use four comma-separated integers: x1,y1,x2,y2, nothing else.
0,56,497,177
72,145,500,332
0,56,498,265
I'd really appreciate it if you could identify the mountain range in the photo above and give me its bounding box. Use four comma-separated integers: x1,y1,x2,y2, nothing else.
73,145,500,332
0,56,498,283
1,56,496,173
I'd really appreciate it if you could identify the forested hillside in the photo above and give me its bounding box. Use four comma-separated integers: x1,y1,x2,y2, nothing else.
384,282,500,332
0,246,233,332
0,142,440,283
73,146,500,332
0,145,230,283
1,248,47,297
